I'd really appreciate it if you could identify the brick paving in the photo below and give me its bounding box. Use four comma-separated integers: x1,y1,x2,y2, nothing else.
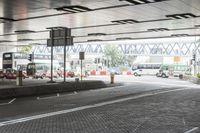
0,89,200,133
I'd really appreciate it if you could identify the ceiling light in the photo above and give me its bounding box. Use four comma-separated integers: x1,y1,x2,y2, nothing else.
119,0,167,5
18,39,33,41
148,28,169,32
171,34,189,37
0,40,12,43
195,25,200,28
15,30,35,34
166,13,197,20
116,37,132,40
87,39,103,42
55,5,92,13
111,19,139,24
88,33,107,36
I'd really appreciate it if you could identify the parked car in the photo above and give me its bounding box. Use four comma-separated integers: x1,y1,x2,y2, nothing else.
63,71,75,78
33,71,46,79
4,69,17,79
45,71,59,78
0,69,4,79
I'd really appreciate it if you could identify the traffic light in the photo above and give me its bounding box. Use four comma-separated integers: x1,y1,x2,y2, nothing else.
70,61,74,66
94,58,97,64
97,58,100,63
192,54,196,61
28,54,32,61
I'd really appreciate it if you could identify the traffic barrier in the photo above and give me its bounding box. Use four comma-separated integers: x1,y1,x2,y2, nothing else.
100,70,107,75
90,70,96,75
127,71,132,75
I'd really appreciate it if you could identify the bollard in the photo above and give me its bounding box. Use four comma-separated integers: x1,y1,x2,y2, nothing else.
16,70,23,86
110,73,115,84
75,78,79,83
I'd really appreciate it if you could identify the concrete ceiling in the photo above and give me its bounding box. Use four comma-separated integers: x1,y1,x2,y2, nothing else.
0,0,200,46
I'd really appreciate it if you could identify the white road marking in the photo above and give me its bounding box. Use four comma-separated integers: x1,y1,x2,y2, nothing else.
0,88,189,127
132,80,199,88
0,98,16,106
184,127,199,133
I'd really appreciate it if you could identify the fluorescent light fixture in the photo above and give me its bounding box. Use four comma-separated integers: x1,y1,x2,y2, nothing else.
148,28,169,32
0,40,12,43
15,30,35,33
17,39,34,41
88,33,107,36
116,37,132,40
87,39,103,42
119,0,167,5
55,5,92,13
171,34,189,37
195,25,200,28
166,13,197,19
111,19,139,24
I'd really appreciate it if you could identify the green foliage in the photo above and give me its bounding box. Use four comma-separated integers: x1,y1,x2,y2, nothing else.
197,73,200,78
103,44,126,67
18,45,32,53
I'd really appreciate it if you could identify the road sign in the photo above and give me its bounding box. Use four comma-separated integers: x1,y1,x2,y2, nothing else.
173,56,181,62
47,37,73,47
47,28,73,47
28,54,33,61
50,28,71,38
79,52,85,60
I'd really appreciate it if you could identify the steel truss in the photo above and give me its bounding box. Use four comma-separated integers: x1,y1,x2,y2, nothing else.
32,42,200,57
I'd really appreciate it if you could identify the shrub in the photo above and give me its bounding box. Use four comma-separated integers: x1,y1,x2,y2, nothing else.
197,73,200,78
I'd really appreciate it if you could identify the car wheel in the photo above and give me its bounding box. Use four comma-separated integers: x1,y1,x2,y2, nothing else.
162,74,167,78
156,73,159,77
179,74,183,79
134,73,138,76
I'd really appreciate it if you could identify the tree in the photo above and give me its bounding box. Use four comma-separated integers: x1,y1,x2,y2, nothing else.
103,44,126,67
18,45,32,54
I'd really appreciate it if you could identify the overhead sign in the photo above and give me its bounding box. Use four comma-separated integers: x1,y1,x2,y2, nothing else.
79,52,85,60
50,28,71,38
173,56,181,62
47,28,73,47
47,37,73,47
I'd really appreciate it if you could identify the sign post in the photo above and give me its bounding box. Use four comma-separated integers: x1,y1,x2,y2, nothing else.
47,27,73,83
79,52,85,81
49,29,55,83
64,28,67,83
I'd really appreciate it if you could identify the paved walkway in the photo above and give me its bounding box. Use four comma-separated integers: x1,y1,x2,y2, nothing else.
0,77,199,133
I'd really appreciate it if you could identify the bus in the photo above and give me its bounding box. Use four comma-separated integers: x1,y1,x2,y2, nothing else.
2,52,30,71
132,63,162,76
26,59,60,78
156,64,189,78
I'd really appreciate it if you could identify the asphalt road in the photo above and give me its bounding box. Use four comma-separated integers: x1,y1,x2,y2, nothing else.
0,76,199,133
